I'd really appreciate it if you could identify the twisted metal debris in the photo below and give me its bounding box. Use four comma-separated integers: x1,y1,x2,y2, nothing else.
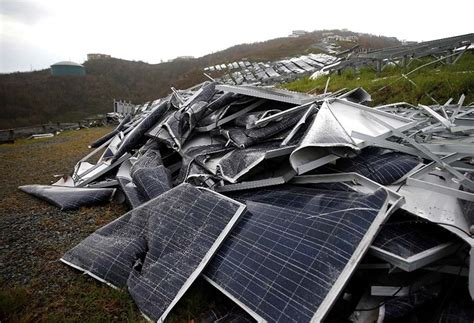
20,79,474,322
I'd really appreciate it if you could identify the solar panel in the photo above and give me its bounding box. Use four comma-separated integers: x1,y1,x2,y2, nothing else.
112,101,169,162
370,210,459,271
282,60,305,74
18,185,116,210
116,159,147,208
216,84,316,105
265,67,280,78
290,99,416,175
291,58,315,72
61,183,245,322
205,184,389,322
319,148,421,185
275,63,292,75
217,142,295,183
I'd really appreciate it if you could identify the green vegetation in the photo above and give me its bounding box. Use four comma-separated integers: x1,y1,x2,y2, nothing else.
0,29,400,129
283,52,474,105
0,127,226,322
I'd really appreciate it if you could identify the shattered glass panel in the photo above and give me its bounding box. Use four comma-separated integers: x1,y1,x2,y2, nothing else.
62,184,245,321
372,210,456,259
205,185,388,322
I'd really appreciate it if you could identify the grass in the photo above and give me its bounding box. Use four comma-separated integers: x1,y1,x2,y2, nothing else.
282,51,474,105
0,127,221,322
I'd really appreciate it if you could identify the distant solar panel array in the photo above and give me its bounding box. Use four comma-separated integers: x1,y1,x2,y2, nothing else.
204,54,338,85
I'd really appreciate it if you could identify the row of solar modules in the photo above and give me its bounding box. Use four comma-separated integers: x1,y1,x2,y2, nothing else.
205,61,253,72
216,54,338,85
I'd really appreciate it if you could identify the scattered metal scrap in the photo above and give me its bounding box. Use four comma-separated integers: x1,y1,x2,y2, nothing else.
20,80,474,322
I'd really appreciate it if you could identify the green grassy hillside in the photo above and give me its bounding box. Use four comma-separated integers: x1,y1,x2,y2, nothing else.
283,51,474,105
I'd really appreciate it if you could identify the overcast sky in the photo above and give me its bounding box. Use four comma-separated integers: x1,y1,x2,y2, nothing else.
0,0,473,73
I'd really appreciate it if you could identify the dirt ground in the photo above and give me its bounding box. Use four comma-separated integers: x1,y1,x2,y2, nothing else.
0,127,222,322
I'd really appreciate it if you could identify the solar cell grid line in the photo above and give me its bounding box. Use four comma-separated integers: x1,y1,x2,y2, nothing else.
61,183,245,322
326,150,420,185
205,185,389,322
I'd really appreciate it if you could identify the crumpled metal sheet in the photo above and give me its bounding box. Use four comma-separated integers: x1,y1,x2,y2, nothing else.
177,143,231,183
17,78,474,321
182,81,217,109
178,82,218,139
61,183,245,322
204,92,241,116
290,99,415,175
196,97,263,132
216,141,294,183
130,147,172,201
221,110,305,148
293,101,359,153
89,114,132,148
337,87,372,104
116,159,147,208
112,101,170,161
18,185,115,210
461,173,474,234
131,167,171,201
216,84,317,105
234,109,282,129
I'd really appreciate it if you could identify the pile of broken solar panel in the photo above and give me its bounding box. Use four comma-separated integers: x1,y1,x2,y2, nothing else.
20,82,474,322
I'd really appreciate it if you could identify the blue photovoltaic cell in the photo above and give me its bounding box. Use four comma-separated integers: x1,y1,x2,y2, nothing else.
372,210,455,258
205,185,388,322
314,148,420,185
62,183,244,321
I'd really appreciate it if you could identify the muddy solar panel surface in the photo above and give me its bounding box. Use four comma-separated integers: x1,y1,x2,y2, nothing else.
61,183,245,321
205,184,389,322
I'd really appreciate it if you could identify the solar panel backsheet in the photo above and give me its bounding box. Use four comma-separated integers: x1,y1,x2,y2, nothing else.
205,184,389,322
61,183,245,322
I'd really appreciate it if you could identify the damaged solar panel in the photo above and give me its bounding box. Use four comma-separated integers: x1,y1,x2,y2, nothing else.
61,184,245,321
16,67,474,323
205,183,390,322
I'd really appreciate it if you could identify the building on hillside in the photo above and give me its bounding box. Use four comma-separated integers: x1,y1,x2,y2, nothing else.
289,30,308,38
87,53,111,60
50,61,85,76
